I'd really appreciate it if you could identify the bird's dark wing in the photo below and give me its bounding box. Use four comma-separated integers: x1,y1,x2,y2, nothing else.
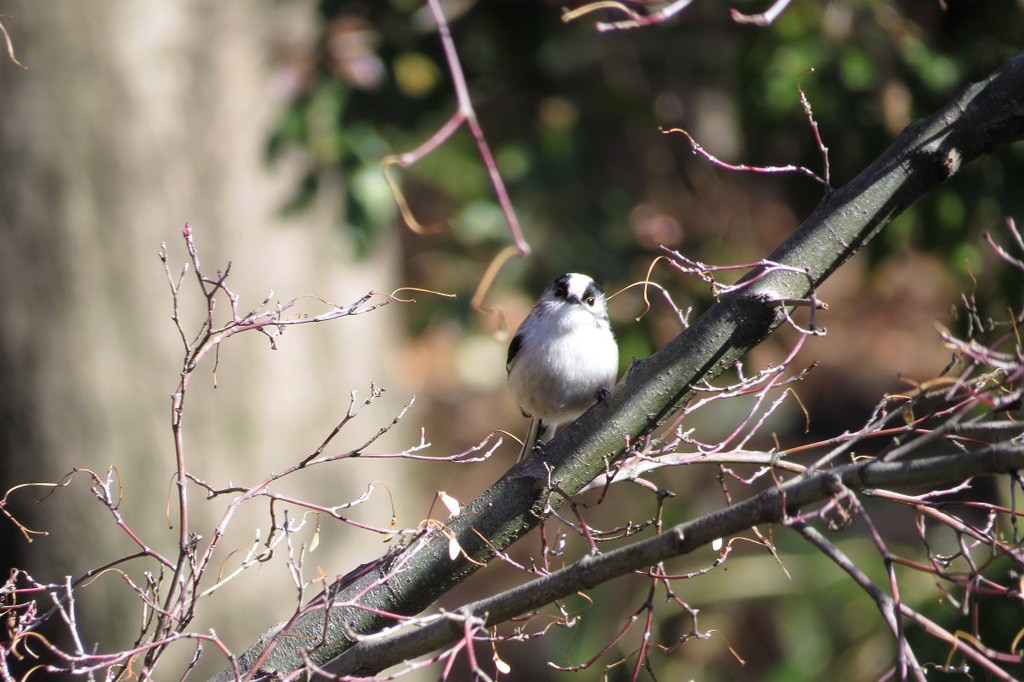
506,332,524,371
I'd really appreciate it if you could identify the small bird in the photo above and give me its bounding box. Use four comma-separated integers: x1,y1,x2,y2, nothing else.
507,273,619,461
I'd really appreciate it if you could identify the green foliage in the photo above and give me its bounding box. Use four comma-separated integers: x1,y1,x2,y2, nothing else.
272,1,1022,309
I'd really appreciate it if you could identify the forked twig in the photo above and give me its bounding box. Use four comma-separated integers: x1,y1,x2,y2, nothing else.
382,0,529,256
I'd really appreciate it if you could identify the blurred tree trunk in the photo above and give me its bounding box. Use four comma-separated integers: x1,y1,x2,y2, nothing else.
0,2,409,675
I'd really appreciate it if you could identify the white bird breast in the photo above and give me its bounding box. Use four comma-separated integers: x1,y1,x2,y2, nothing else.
507,303,618,427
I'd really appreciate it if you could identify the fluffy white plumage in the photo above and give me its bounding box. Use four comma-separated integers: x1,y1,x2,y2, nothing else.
507,273,619,461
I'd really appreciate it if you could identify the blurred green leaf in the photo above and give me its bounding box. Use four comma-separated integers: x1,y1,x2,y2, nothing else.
839,47,875,92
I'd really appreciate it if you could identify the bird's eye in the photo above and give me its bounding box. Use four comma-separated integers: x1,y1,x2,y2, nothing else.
585,296,595,306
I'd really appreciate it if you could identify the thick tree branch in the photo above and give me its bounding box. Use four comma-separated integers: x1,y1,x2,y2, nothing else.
212,50,1024,682
326,443,1024,676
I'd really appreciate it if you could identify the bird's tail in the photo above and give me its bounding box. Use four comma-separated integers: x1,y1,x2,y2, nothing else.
516,417,541,463
516,419,558,462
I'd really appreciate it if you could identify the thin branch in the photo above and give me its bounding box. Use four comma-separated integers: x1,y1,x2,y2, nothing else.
0,15,27,69
730,0,794,26
382,0,529,255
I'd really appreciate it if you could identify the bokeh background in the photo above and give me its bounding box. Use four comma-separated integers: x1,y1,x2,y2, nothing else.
1,0,1022,679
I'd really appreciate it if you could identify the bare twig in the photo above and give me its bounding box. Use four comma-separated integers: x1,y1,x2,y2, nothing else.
0,15,27,69
382,0,529,256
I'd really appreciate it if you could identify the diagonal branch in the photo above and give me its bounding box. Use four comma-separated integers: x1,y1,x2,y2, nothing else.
211,49,1024,682
326,443,1024,676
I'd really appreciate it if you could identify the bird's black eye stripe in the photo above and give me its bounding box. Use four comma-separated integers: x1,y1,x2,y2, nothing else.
551,273,572,300
583,281,603,305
